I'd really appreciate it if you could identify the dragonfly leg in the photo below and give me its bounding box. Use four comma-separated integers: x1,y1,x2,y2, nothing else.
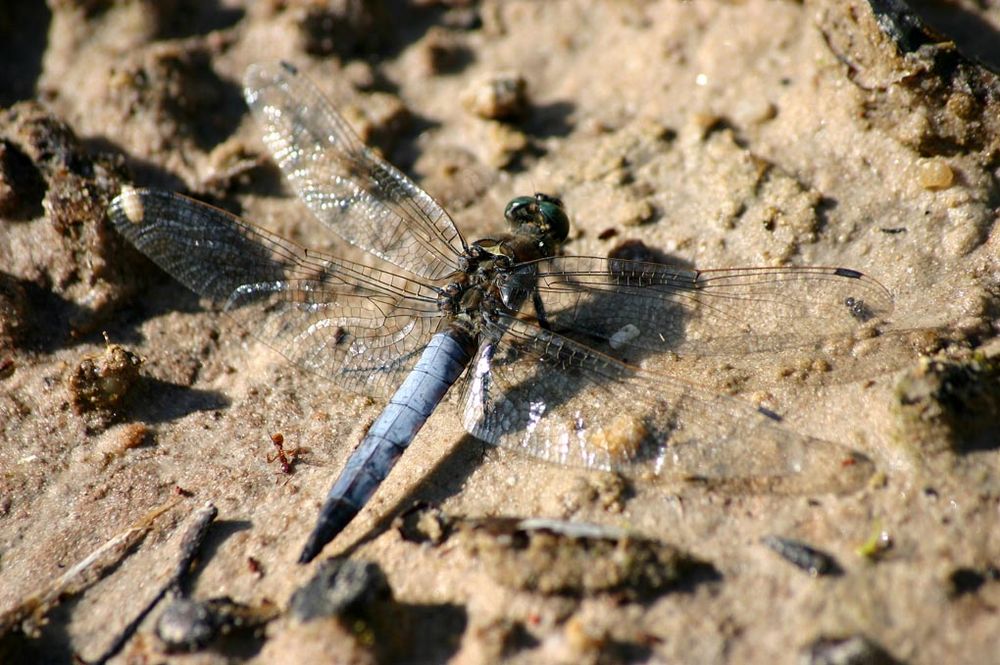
533,290,551,329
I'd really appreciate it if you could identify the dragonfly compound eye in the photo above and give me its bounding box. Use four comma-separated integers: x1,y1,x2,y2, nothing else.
503,194,569,243
504,196,537,226
536,197,569,243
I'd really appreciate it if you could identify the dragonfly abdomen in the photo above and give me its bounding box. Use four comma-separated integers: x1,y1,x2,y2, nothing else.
298,329,475,563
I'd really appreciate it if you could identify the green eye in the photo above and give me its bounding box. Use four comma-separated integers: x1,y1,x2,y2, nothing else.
537,200,569,242
503,193,569,243
504,196,536,223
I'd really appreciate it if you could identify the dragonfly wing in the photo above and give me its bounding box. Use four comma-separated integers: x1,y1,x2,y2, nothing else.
462,314,873,493
109,188,444,398
243,61,465,280
510,256,893,357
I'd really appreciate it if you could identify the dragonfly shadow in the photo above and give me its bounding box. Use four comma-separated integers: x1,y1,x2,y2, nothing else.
335,433,492,556
551,242,697,364
467,248,702,469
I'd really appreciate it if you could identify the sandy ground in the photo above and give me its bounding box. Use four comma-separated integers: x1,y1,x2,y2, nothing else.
1,1,999,663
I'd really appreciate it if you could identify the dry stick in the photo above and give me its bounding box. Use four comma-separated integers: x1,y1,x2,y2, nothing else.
89,501,218,665
0,498,180,637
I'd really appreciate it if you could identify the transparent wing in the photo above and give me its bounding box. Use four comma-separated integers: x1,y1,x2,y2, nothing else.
109,188,445,398
504,256,893,358
243,61,466,280
463,314,874,492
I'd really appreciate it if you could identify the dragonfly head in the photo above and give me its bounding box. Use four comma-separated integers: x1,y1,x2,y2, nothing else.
504,193,569,245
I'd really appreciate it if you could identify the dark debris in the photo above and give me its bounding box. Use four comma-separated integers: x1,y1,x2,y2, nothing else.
0,138,45,219
800,634,902,665
91,501,220,664
289,558,393,623
947,565,1000,599
762,535,843,577
0,102,139,336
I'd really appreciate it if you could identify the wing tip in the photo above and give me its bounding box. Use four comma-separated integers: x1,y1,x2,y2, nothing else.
244,61,293,95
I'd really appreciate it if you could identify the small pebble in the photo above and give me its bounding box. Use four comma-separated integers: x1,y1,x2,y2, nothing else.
916,158,953,190
462,72,528,120
157,598,217,652
290,558,393,622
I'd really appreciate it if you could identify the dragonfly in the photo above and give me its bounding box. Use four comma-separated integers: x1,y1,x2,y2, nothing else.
109,61,893,564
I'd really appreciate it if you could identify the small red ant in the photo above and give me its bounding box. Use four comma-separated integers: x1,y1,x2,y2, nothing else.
266,432,306,479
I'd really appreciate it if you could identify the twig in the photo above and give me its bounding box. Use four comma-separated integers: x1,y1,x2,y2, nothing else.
0,498,180,637
88,501,218,665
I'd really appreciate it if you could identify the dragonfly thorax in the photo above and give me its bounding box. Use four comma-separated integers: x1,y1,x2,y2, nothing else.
436,194,570,323
438,251,507,318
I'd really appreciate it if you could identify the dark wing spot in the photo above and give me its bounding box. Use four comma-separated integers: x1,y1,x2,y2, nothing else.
833,267,863,279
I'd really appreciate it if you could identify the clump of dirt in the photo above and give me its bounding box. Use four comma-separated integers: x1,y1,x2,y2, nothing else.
1,0,999,663
892,350,1000,454
0,272,29,350
816,0,1000,159
560,473,632,515
408,513,716,600
282,0,391,58
462,71,528,121
68,340,143,432
284,557,466,663
0,102,138,337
